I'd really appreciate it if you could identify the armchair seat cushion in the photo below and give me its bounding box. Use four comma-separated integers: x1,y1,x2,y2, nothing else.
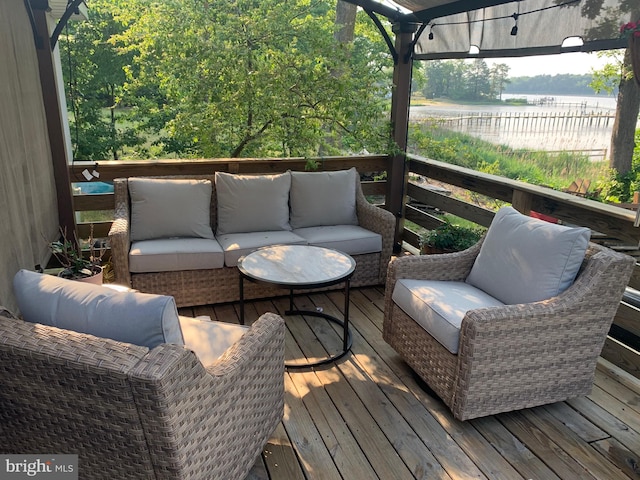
292,225,382,255
178,316,249,365
392,279,504,354
217,231,308,267
129,238,225,273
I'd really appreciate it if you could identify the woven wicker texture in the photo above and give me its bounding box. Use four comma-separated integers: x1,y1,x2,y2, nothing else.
383,242,635,421
110,173,395,307
0,312,285,479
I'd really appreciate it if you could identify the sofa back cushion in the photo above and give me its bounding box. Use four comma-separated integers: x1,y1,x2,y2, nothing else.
129,178,214,241
13,270,184,349
466,206,590,304
215,171,292,235
289,168,358,229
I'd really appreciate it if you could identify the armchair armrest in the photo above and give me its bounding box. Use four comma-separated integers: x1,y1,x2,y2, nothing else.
131,312,285,478
355,181,396,282
109,179,131,287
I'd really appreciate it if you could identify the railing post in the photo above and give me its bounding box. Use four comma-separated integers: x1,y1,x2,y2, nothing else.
511,190,533,215
387,21,418,253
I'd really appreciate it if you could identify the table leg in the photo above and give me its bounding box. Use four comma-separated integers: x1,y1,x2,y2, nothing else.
239,274,245,325
343,278,350,351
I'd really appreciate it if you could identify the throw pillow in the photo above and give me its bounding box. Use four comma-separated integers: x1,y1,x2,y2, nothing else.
289,168,358,229
215,171,292,235
466,206,590,304
129,178,214,241
13,269,184,349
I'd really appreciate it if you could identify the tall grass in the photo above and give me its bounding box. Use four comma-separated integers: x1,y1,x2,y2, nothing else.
408,125,609,192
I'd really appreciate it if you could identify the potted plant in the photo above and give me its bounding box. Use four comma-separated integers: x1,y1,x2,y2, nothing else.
49,226,105,284
420,221,484,254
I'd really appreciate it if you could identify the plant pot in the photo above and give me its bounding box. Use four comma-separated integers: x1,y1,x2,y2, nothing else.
630,36,640,87
420,245,456,255
58,266,103,285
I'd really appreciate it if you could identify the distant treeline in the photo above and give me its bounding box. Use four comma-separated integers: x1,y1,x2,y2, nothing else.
504,74,612,96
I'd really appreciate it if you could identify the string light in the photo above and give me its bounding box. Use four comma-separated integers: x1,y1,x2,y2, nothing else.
428,24,435,40
510,13,519,36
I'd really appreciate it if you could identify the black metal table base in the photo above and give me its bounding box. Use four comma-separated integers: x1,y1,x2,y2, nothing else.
284,307,353,369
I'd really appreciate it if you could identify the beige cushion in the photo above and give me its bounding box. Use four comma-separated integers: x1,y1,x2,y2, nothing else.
392,279,504,354
178,316,249,365
289,168,358,229
13,269,184,349
466,206,590,305
129,238,224,273
215,172,291,235
129,178,214,241
292,225,381,255
217,231,308,267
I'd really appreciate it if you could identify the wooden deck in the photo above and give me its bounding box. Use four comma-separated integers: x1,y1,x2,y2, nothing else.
179,286,640,480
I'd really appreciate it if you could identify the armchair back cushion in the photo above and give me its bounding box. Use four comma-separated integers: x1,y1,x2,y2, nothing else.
13,270,184,349
215,171,292,235
466,206,590,304
129,178,214,241
290,168,358,228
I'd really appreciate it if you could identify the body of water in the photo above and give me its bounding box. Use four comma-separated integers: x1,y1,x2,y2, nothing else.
410,94,621,155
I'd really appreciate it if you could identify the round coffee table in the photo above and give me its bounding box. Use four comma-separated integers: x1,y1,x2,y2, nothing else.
238,245,355,369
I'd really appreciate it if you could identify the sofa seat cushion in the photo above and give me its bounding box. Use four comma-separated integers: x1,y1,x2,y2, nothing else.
217,231,308,267
13,269,184,349
292,225,382,256
466,206,590,305
289,168,358,229
178,316,249,365
215,171,292,235
129,238,224,273
392,279,504,354
129,178,214,241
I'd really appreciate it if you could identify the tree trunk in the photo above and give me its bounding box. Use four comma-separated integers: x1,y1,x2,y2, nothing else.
335,1,357,43
609,46,640,175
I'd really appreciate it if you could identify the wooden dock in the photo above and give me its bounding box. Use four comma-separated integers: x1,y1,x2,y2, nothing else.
179,286,640,480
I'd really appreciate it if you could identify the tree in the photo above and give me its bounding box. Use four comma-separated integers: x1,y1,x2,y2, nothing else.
581,0,640,175
489,63,510,99
464,59,491,100
422,60,466,99
110,0,390,158
60,0,142,160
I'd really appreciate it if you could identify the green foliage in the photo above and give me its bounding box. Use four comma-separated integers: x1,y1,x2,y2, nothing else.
49,227,104,279
421,220,484,252
505,73,612,95
60,0,144,160
597,130,640,202
408,125,609,191
108,0,391,158
422,59,510,101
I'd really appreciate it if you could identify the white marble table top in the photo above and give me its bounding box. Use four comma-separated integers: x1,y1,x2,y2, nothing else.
238,245,356,287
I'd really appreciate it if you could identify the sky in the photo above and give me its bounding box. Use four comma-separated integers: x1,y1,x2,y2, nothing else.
486,51,620,78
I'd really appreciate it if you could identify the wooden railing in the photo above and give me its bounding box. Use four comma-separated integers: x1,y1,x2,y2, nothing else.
69,153,640,378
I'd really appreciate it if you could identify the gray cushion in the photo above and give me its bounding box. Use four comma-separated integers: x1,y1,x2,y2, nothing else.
466,206,590,305
129,178,214,241
292,225,381,255
13,269,184,349
217,231,308,267
129,238,225,273
289,168,358,229
215,172,291,235
178,316,249,365
392,279,504,354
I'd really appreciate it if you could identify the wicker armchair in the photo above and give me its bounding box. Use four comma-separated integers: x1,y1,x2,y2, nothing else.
0,309,285,479
383,240,634,421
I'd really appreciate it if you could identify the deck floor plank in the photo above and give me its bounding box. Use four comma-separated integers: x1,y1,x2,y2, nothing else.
181,287,639,480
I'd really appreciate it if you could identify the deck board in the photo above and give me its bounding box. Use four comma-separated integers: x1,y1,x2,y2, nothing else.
178,286,640,480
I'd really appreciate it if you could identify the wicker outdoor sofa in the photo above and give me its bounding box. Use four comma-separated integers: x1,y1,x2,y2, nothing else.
383,207,635,421
0,294,285,479
109,168,396,307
